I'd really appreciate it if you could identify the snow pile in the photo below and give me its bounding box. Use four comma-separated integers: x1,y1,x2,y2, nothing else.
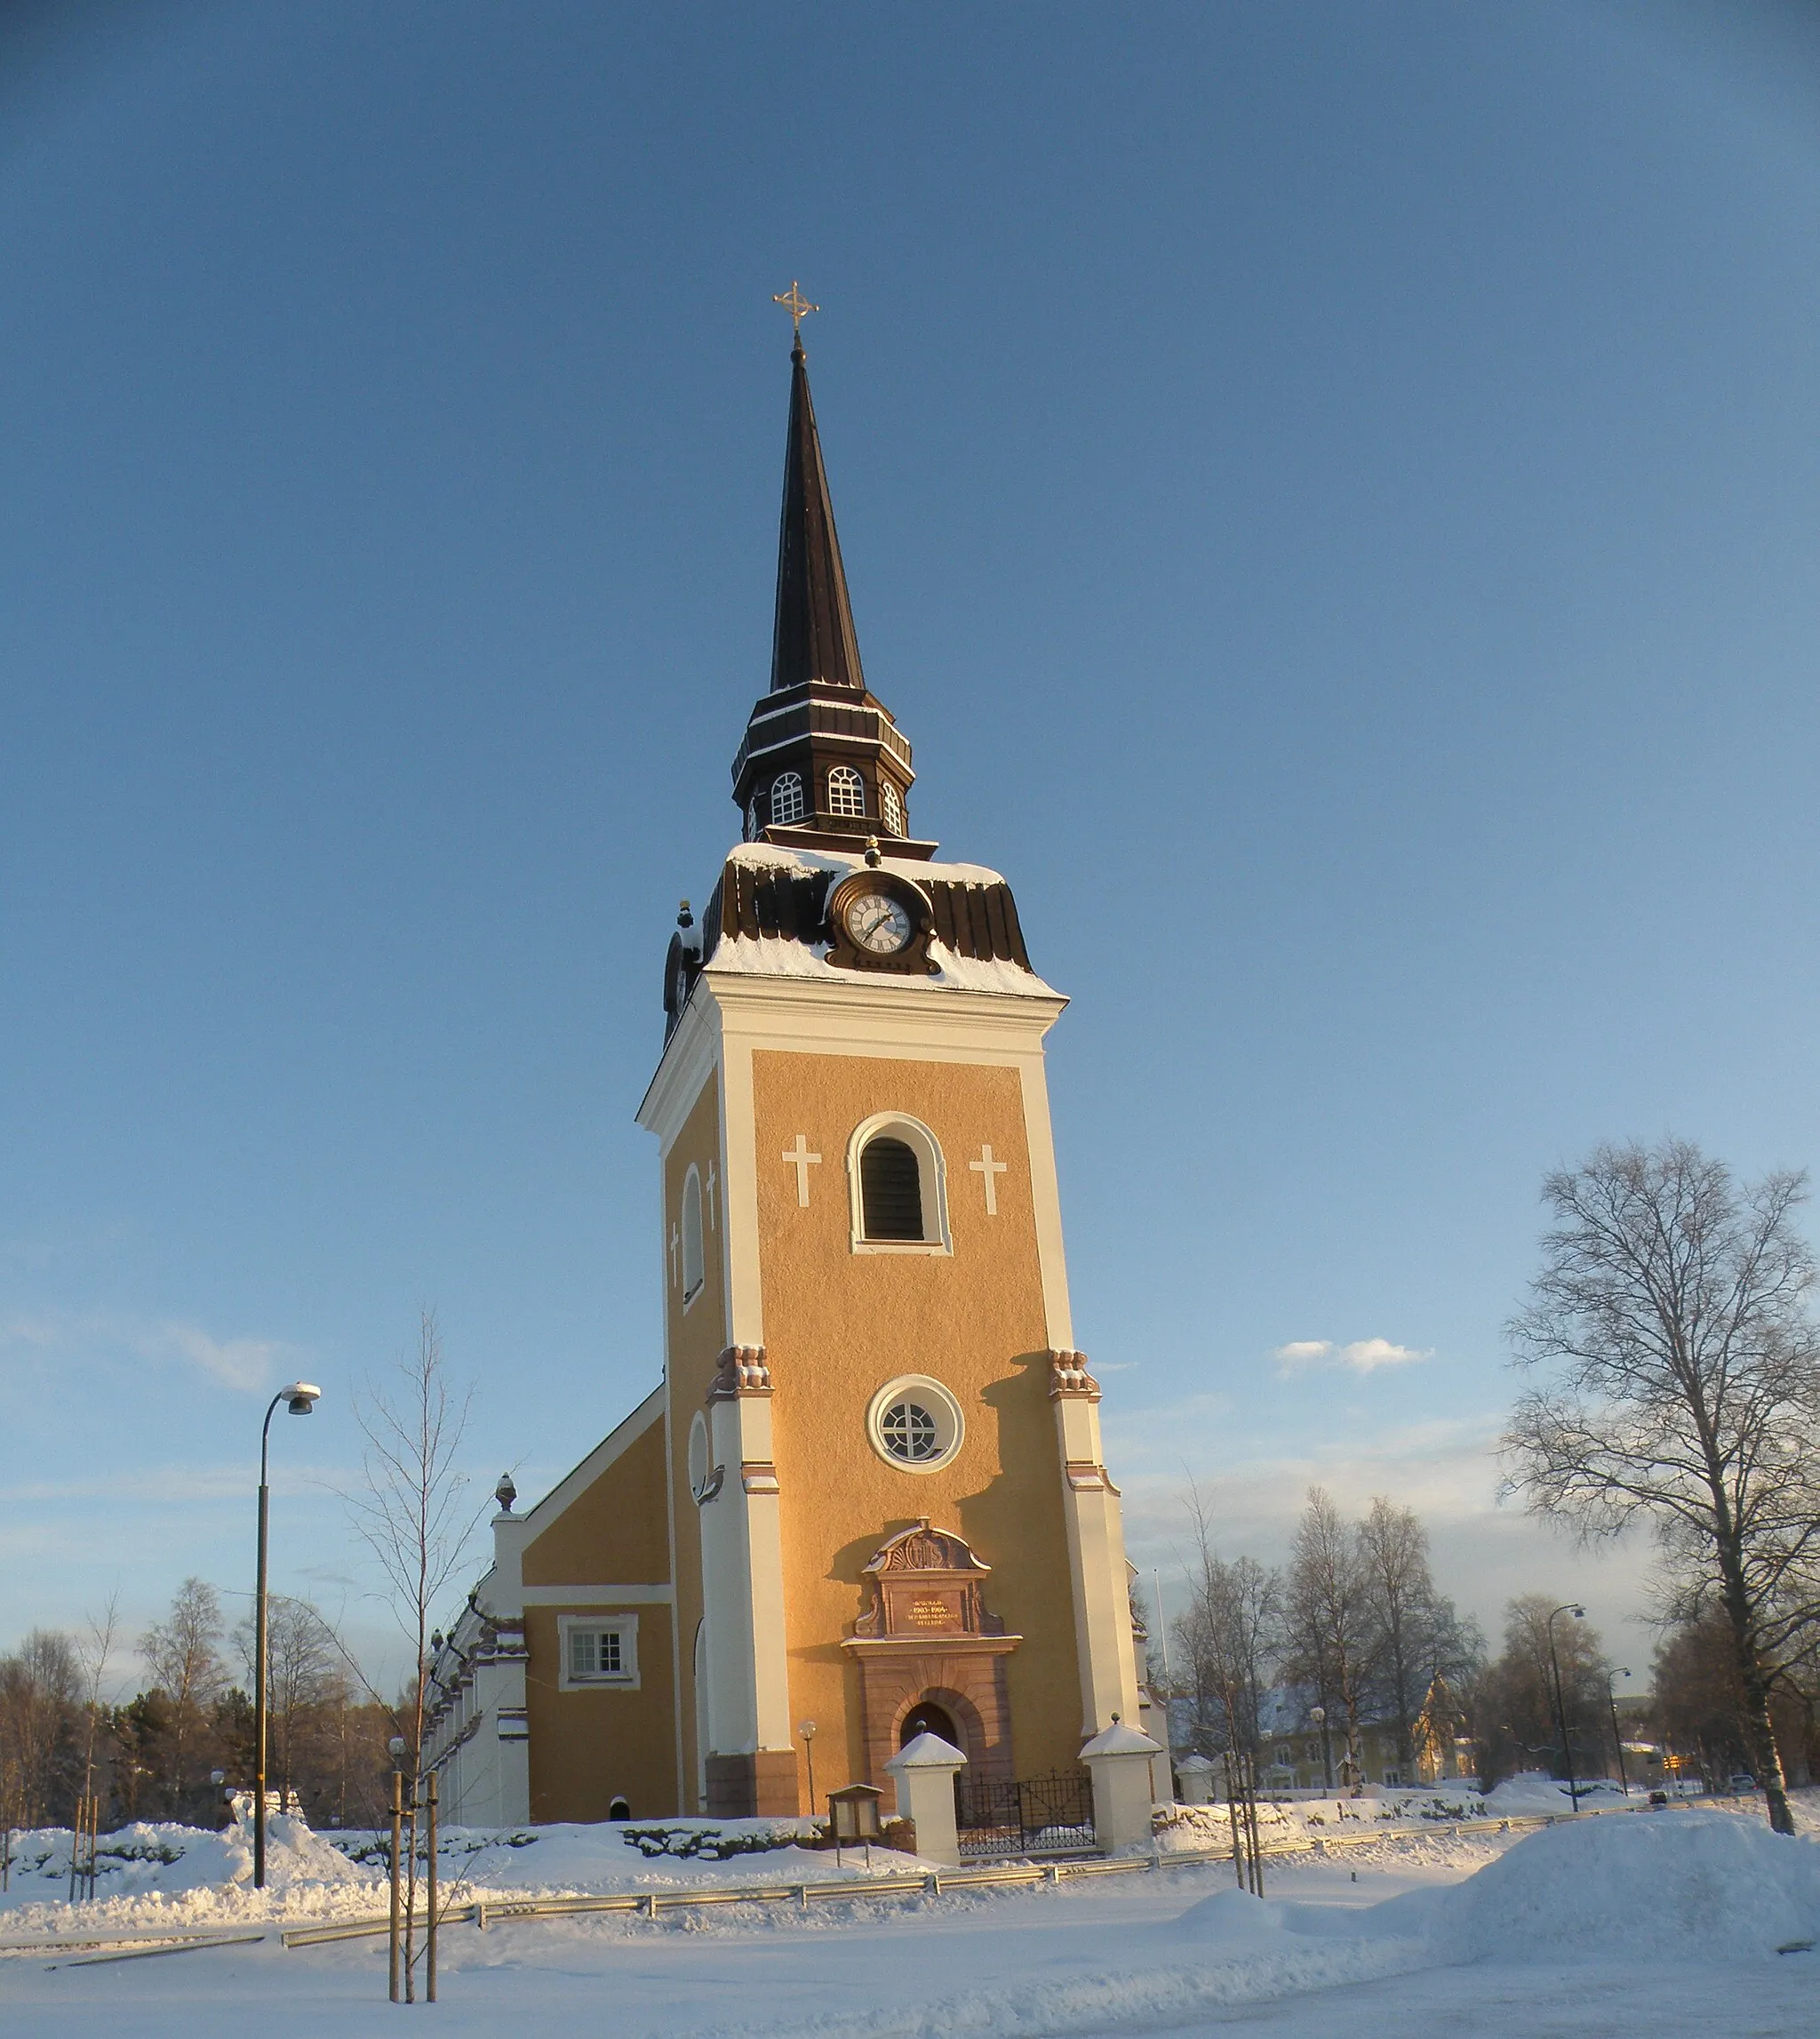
1480,1773,1630,1817
0,1815,379,1933
1438,1809,1820,1963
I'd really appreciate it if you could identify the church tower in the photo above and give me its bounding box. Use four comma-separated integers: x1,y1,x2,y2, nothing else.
637,324,1141,1818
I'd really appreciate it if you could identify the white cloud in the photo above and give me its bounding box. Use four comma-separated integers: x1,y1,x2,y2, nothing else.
0,1308,286,1393
1273,1336,1430,1376
1273,1339,1332,1371
1337,1337,1430,1372
137,1321,277,1392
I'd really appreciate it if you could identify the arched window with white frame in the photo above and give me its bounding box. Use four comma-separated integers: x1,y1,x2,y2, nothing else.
827,765,866,818
681,1163,705,1304
880,779,905,836
770,771,805,826
847,1113,950,1254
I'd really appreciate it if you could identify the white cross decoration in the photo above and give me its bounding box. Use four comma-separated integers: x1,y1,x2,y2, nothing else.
706,1161,718,1228
782,1133,822,1207
969,1144,1009,1216
668,1222,681,1283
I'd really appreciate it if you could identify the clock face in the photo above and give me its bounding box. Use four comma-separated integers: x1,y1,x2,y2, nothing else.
844,890,914,956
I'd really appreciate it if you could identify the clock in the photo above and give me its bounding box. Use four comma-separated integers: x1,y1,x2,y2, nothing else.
843,889,914,956
825,870,937,974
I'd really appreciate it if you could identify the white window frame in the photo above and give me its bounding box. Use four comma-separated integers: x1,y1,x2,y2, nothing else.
557,1613,640,1691
770,771,805,825
866,1373,966,1475
681,1163,706,1307
880,779,905,836
846,1112,951,1255
826,764,866,818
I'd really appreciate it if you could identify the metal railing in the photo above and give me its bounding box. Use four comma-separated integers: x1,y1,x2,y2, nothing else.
0,1802,1643,1965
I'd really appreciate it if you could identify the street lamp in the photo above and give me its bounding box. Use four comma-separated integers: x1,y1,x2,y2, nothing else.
1607,1668,1632,1795
1310,1704,1334,1791
799,1720,818,1819
1546,1603,1585,1811
254,1380,322,1890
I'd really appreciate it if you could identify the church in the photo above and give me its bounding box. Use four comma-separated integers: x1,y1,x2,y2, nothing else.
427,311,1149,1829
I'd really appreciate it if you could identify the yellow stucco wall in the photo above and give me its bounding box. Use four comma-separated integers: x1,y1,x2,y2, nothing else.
749,1048,1082,1806
521,1406,678,1821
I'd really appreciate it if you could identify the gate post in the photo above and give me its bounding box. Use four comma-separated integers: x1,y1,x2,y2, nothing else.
884,1731,968,1868
1080,1718,1163,1853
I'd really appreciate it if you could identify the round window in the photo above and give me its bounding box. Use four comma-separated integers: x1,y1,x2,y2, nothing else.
866,1375,964,1475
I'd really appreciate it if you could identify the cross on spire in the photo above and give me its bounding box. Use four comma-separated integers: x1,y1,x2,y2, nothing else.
772,279,819,348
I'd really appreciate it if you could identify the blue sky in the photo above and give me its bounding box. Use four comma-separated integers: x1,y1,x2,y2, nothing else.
4,2,1818,1694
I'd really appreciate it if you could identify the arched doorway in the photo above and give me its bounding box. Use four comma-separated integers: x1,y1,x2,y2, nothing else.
899,1700,959,1748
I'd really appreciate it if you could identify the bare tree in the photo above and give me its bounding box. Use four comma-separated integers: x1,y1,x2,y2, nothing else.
1505,1139,1820,1835
235,1595,342,1805
0,1631,83,1827
76,1594,120,1820
344,1308,486,2001
1473,1594,1609,1792
1283,1486,1375,1787
1354,1498,1483,1767
1172,1480,1281,1756
140,1579,227,1817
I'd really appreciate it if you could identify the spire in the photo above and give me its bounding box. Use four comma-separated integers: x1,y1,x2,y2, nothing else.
769,338,866,693
730,305,926,854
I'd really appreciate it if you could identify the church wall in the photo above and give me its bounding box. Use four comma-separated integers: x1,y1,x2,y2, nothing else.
521,1411,672,1589
659,1065,726,1811
518,1403,679,1821
523,1600,677,1823
749,1046,1086,1806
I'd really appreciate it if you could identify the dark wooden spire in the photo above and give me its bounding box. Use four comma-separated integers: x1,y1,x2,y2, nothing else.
770,340,866,694
731,339,930,854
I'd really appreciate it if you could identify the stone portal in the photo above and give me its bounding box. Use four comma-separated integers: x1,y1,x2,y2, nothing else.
843,1520,1019,1789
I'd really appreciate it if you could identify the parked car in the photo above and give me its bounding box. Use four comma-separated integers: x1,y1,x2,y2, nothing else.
1728,1773,1757,1794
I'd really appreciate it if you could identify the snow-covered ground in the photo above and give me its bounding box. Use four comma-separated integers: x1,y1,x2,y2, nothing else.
3,1799,1816,2036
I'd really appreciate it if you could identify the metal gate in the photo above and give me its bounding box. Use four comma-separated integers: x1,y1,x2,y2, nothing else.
956,1769,1096,1859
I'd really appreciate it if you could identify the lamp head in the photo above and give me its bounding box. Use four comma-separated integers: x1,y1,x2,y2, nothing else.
1571,1604,1585,1619
281,1381,322,1416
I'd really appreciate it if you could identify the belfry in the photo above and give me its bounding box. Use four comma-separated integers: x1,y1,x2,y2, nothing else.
428,313,1150,1834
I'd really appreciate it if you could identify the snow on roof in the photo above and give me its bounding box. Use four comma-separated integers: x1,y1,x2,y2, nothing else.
706,841,1060,998
725,841,1010,888
707,932,1058,999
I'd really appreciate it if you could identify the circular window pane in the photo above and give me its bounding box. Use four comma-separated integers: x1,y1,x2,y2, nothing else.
881,1401,939,1461
866,1375,964,1474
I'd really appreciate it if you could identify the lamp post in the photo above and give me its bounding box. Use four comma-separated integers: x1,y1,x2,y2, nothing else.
253,1380,322,1891
799,1720,818,1820
1545,1603,1585,1811
1607,1668,1632,1795
1310,1704,1333,1791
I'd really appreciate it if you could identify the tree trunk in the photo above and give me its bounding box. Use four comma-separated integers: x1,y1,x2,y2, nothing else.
1721,1574,1794,1835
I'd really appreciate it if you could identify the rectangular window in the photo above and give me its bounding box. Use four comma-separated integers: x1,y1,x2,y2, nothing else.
558,1615,639,1690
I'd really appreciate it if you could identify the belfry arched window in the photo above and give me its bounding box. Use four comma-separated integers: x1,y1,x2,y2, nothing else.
827,765,866,819
880,780,905,837
861,1139,922,1239
681,1164,705,1304
847,1114,951,1254
770,772,805,826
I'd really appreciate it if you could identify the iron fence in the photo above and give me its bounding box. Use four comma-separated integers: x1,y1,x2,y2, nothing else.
956,1770,1096,1859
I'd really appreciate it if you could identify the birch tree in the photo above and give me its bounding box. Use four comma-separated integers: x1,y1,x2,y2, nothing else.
1505,1139,1820,1835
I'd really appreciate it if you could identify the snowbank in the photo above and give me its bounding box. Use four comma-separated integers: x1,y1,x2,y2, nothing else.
0,1814,379,1934
1437,1808,1820,1962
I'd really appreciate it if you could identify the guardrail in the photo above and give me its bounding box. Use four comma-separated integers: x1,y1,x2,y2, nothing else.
0,1802,1635,1965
